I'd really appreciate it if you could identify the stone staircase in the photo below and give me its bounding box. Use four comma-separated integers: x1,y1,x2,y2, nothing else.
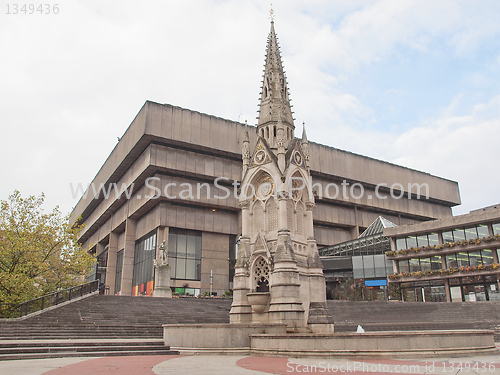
1,296,499,360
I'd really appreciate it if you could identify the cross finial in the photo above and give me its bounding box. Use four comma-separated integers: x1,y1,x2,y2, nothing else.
270,4,274,22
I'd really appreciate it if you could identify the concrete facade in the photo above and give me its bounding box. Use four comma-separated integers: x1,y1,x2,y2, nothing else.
70,21,460,298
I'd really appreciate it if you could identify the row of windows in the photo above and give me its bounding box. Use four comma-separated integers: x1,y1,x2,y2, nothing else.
396,222,500,251
398,249,496,273
168,230,202,281
115,250,123,294
352,254,393,279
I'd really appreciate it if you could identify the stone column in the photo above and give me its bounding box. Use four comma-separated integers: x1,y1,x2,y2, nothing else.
106,232,119,295
153,227,172,298
120,218,136,296
230,200,252,323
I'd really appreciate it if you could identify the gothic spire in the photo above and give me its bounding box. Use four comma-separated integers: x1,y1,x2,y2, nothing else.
257,20,294,148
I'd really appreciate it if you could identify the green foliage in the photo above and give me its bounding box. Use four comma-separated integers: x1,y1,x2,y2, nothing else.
222,290,233,298
0,191,95,306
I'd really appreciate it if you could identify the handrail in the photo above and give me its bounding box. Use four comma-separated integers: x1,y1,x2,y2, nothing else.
0,280,100,318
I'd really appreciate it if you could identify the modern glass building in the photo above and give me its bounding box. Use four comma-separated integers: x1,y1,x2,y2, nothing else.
319,217,396,301
384,204,500,302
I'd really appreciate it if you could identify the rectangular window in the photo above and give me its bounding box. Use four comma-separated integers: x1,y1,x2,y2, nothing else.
453,228,466,241
115,250,124,294
398,259,410,273
428,233,439,246
409,258,420,273
406,236,417,248
417,235,429,247
456,252,469,267
168,229,202,281
464,227,478,241
493,223,500,236
363,255,375,278
396,238,407,251
420,257,431,272
468,251,482,267
132,231,157,295
481,249,494,265
446,253,457,268
442,231,454,244
430,255,442,270
373,254,387,278
477,225,489,238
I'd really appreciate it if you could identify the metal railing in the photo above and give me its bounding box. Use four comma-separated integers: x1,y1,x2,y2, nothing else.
0,280,99,318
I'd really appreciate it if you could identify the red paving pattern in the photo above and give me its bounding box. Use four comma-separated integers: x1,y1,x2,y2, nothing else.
42,355,184,375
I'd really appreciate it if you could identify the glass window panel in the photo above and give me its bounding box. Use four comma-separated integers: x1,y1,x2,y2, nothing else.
406,236,417,248
176,258,186,279
428,233,439,246
446,253,457,268
453,229,466,241
386,259,394,274
363,255,375,278
493,223,500,236
196,259,201,280
464,227,478,241
481,249,494,265
399,260,410,273
196,236,202,258
409,258,420,272
396,238,407,251
420,258,431,272
442,231,454,244
430,255,442,270
468,251,482,266
177,235,187,255
186,236,197,259
352,256,364,279
417,235,429,247
477,225,489,238
374,254,387,278
168,233,177,257
185,259,196,279
456,252,469,267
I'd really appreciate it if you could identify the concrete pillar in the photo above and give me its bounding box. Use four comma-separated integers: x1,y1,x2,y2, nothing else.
278,194,287,231
106,232,119,295
120,218,136,296
444,278,451,302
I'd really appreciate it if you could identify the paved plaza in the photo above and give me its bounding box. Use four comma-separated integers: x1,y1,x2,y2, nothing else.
1,347,500,375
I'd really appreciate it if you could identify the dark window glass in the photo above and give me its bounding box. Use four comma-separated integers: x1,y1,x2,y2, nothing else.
396,238,407,251
409,258,420,272
456,252,469,267
115,250,124,294
464,227,478,241
428,233,439,246
406,236,417,248
399,259,410,273
168,229,202,281
468,251,482,266
417,235,429,247
477,225,489,238
446,253,458,268
481,249,494,265
453,229,466,241
430,255,442,270
420,257,431,272
442,231,453,243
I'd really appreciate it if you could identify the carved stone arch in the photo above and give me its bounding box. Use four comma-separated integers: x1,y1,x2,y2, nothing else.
290,170,307,202
252,256,270,292
266,197,278,232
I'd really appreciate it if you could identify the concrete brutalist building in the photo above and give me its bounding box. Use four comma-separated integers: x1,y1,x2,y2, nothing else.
70,23,461,298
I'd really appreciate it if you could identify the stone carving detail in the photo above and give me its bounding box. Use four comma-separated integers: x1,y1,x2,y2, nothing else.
253,201,265,232
254,257,270,292
266,198,278,231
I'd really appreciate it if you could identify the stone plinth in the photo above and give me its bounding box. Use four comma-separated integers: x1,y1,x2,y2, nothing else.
153,264,172,298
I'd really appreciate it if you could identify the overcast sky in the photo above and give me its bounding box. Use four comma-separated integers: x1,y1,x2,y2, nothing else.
1,0,499,218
